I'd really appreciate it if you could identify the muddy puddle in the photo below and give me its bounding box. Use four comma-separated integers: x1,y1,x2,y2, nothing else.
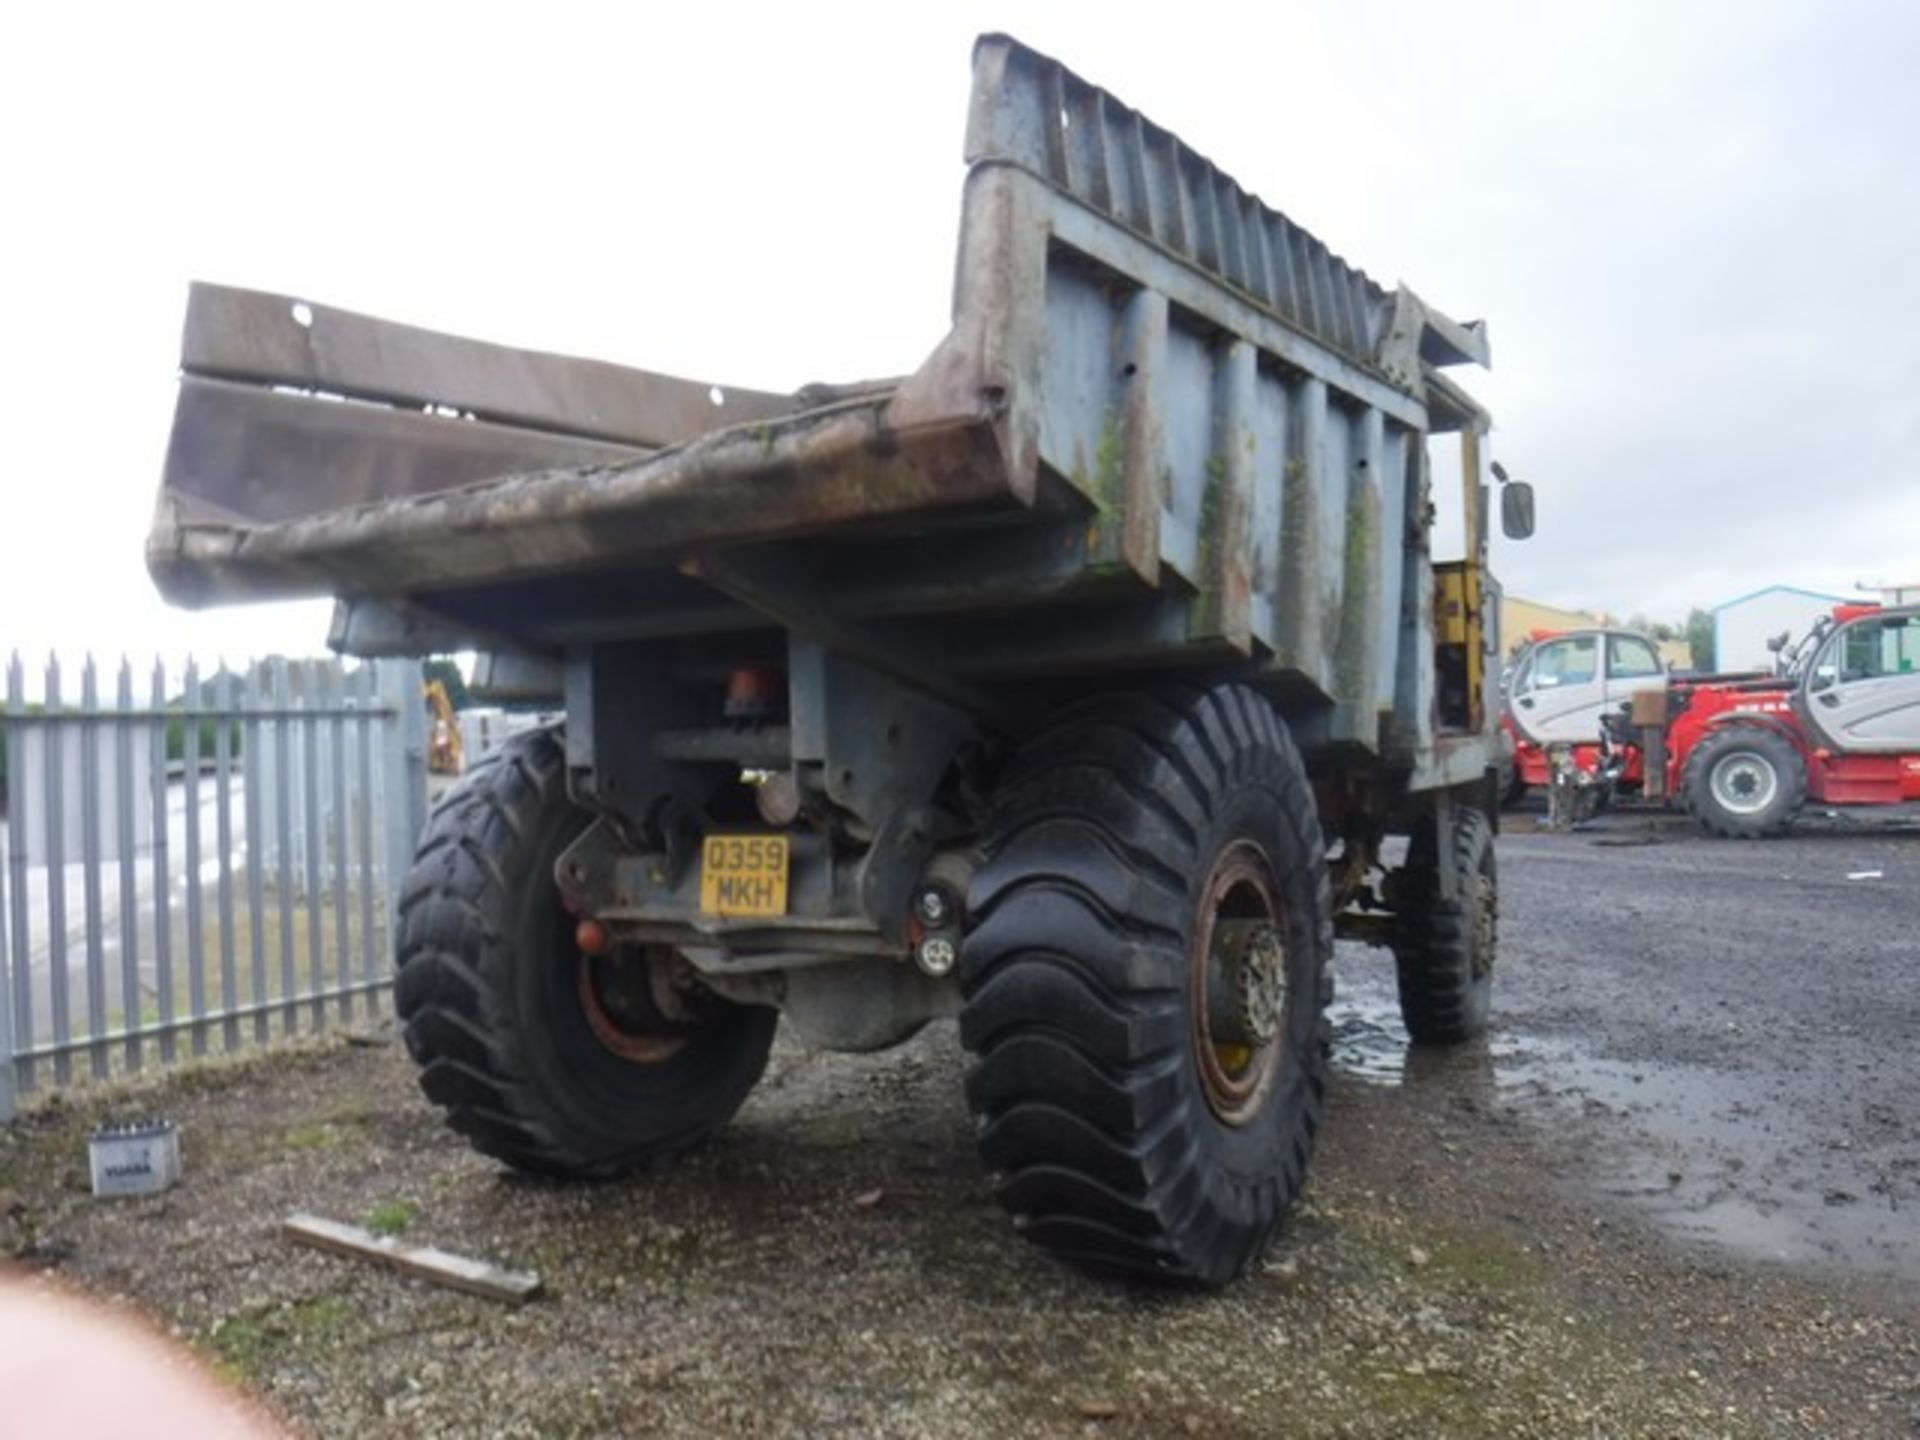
1331,954,1916,1282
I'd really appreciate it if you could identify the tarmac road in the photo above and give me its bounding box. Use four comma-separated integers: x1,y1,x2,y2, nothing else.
1337,801,1920,1281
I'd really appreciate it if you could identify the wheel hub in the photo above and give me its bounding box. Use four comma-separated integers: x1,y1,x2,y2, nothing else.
1191,842,1289,1126
1237,926,1288,1044
577,948,690,1065
1710,751,1778,815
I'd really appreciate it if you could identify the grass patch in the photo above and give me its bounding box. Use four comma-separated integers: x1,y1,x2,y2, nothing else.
789,1112,871,1152
203,1293,360,1385
1313,1351,1511,1435
207,1313,272,1383
1411,1232,1547,1296
286,1294,355,1343
366,1198,418,1237
284,1123,343,1151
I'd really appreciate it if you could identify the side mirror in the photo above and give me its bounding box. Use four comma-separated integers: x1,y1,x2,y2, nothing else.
1766,631,1789,654
1500,480,1536,540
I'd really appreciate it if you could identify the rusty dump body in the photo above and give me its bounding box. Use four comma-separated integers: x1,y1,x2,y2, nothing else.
146,29,1517,1001
151,34,1496,779
149,34,1517,1282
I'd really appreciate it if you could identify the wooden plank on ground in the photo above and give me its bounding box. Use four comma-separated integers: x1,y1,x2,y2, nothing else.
282,1213,542,1304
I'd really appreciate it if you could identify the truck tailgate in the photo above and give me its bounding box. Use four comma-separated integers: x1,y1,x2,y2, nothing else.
150,283,1018,608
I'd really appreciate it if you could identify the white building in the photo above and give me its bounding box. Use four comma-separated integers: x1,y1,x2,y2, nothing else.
1711,584,1862,673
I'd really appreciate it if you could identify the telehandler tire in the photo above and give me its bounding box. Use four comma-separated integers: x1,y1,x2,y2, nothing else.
1392,805,1496,1045
395,729,776,1177
959,685,1331,1287
1681,724,1806,838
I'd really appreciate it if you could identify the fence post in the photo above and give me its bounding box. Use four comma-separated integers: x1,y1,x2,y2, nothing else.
378,661,428,946
301,660,325,1031
405,667,428,851
0,818,16,1123
115,659,143,1074
79,657,107,1078
354,665,378,1002
273,658,297,1036
150,660,176,1064
244,664,268,1046
44,656,71,1087
326,664,352,1023
213,667,239,1051
5,653,30,1099
183,659,206,1056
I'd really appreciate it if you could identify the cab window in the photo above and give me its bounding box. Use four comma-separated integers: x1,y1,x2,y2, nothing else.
1895,616,1920,674
1838,616,1920,682
1532,636,1597,688
1608,636,1662,680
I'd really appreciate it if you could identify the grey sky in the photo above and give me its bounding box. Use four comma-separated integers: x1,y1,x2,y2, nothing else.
3,0,1914,670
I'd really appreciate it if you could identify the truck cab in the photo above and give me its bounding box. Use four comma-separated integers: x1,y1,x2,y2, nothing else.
1502,627,1664,797
1799,607,1920,753
1507,627,1665,746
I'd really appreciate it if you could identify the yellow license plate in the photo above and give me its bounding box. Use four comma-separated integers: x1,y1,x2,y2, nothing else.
700,834,790,917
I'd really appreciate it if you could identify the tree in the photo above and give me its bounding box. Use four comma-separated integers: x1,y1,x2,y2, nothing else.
1684,608,1715,673
1625,612,1677,642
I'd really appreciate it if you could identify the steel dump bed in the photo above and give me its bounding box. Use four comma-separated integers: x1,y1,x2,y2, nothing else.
147,35,1519,1284
150,34,1490,760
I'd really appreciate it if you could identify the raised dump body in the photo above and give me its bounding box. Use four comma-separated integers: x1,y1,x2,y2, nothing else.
153,37,1500,768
149,35,1529,1288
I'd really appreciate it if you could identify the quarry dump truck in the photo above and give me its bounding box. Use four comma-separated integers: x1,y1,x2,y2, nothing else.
148,35,1533,1286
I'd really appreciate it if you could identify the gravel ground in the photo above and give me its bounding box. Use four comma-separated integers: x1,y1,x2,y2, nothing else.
1,812,1916,1438
1488,802,1920,1281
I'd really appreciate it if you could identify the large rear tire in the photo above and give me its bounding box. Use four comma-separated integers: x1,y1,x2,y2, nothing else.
1392,805,1497,1045
959,686,1331,1287
395,730,776,1177
1681,725,1806,838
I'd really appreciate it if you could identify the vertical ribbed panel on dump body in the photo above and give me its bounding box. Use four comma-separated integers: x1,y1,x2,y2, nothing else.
965,34,1395,375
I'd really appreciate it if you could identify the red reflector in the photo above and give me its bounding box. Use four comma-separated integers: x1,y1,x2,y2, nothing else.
725,666,782,719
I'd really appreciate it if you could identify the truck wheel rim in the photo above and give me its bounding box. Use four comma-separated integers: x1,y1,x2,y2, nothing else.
577,951,687,1064
1190,841,1289,1126
1710,751,1778,816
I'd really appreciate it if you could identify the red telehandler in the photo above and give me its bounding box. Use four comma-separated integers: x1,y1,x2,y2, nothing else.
1608,604,1920,836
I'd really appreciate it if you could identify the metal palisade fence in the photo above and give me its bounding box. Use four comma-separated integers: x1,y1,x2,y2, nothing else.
0,655,428,1120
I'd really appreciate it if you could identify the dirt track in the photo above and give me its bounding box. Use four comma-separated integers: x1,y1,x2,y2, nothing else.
1,809,1916,1438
